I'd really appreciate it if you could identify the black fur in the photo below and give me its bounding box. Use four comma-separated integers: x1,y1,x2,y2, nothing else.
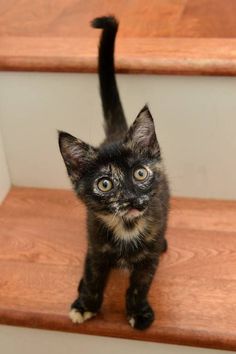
91,16,127,140
58,16,170,330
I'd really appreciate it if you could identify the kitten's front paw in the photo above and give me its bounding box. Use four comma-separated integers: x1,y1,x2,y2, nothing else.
69,308,96,324
69,298,96,324
127,303,154,330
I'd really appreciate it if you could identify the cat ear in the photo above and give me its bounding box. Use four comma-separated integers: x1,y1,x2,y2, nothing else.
58,131,97,184
124,105,160,158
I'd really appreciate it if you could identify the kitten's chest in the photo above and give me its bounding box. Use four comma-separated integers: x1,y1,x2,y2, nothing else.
98,213,147,243
113,245,150,269
107,235,152,268
95,213,155,267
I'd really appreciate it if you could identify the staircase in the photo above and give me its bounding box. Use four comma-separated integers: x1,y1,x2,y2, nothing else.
0,1,236,353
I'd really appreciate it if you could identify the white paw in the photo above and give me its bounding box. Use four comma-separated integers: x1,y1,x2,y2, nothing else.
69,309,96,324
128,317,135,328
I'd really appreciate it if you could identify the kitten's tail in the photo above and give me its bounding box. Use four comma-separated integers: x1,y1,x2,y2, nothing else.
91,16,128,139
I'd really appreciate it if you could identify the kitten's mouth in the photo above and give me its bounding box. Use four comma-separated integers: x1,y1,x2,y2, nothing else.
122,208,145,220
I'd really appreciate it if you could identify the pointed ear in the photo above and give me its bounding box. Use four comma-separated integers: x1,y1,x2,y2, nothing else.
124,105,160,158
58,131,97,184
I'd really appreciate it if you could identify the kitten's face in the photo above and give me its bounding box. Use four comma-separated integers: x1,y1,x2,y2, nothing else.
78,147,160,220
59,106,161,220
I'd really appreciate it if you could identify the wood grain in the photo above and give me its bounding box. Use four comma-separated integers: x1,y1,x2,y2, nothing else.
0,187,236,350
1,0,236,75
1,36,236,76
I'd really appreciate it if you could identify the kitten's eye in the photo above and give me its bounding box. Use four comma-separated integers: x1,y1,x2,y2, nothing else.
133,167,148,181
97,178,113,192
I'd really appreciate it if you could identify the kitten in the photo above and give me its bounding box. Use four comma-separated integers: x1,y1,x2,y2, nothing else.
58,16,169,330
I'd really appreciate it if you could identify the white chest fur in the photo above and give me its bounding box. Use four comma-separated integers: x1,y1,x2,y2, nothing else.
97,213,146,243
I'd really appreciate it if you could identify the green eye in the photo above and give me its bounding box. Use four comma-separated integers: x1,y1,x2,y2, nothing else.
133,167,148,181
97,178,113,192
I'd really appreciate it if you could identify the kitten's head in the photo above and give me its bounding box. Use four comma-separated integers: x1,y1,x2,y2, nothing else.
59,106,162,220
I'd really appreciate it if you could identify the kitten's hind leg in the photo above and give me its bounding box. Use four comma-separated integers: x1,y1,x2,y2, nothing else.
161,238,168,253
69,253,110,324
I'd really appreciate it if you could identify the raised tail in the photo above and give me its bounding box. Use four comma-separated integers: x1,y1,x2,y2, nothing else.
91,16,128,139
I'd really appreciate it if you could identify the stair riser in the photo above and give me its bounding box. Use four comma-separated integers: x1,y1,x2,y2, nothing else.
0,72,235,200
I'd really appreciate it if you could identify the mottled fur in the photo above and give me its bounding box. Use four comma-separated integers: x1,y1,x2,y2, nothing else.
59,16,170,330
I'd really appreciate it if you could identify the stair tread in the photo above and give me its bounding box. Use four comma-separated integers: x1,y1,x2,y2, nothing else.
0,187,236,350
1,0,236,75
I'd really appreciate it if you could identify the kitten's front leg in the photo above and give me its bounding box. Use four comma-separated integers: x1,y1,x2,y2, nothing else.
69,252,110,324
126,258,158,330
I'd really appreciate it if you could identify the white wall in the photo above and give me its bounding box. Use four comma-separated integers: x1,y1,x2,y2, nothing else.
0,128,10,203
0,325,233,354
0,72,235,199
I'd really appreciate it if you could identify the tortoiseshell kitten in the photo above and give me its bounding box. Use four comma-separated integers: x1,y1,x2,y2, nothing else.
58,16,169,330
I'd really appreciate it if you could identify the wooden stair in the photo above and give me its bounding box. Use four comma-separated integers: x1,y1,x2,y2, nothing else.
0,187,236,351
1,1,236,351
1,0,236,75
